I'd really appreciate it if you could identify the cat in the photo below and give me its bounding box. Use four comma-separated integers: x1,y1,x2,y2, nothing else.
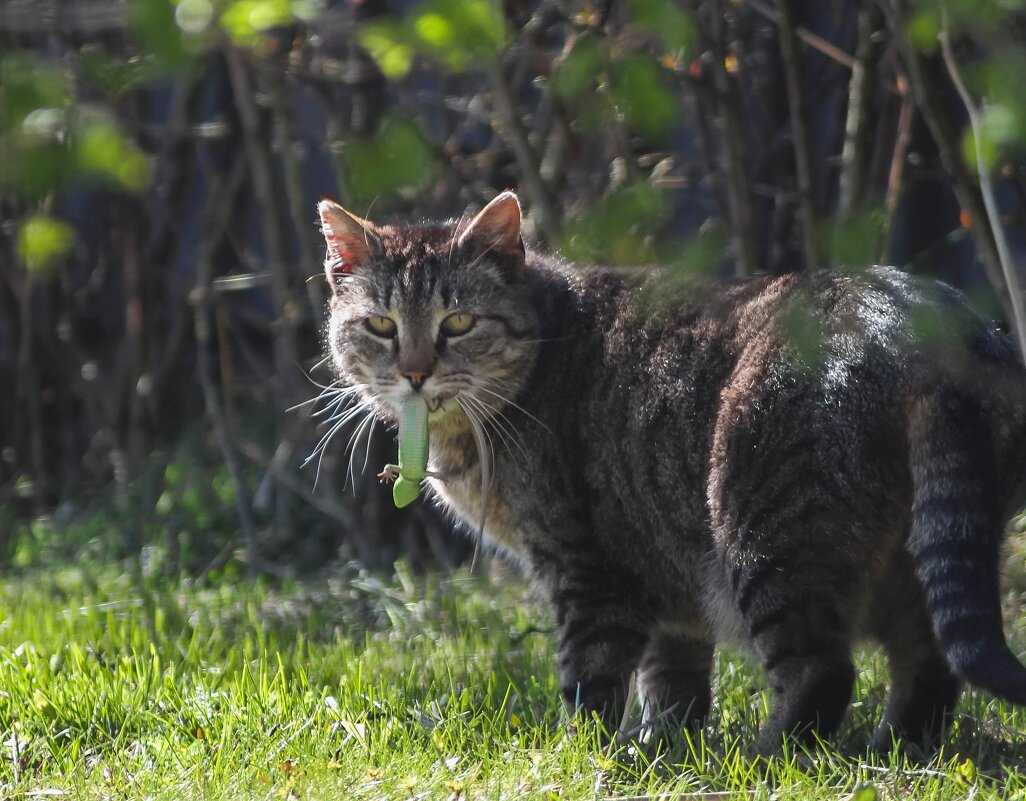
317,190,1026,753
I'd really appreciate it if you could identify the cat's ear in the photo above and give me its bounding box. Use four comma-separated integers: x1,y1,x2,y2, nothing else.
317,199,382,280
457,191,524,261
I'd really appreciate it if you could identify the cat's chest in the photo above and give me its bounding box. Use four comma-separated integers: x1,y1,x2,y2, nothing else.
427,436,526,556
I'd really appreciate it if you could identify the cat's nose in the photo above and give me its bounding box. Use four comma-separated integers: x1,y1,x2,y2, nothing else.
401,369,430,390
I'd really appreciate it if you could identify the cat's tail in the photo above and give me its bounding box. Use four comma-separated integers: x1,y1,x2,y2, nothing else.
907,389,1026,705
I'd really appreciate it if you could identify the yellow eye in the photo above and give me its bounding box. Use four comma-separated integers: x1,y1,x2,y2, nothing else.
440,312,476,337
365,315,397,337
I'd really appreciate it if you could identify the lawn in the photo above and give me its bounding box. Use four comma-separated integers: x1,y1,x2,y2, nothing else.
1,556,1026,800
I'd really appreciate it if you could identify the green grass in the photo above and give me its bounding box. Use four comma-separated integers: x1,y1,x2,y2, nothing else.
1,559,1026,800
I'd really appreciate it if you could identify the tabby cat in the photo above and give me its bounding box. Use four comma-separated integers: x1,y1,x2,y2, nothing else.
318,191,1026,752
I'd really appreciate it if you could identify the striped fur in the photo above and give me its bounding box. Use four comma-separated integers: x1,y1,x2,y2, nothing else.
320,193,1026,752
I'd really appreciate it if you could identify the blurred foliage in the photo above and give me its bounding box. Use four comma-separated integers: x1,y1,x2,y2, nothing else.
5,0,1026,573
910,0,1026,171
357,0,507,77
342,116,435,207
551,35,680,144
561,183,669,265
627,0,695,55
17,216,74,277
816,208,887,268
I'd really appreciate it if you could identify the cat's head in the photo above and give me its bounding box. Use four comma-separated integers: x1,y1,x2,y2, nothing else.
318,192,540,433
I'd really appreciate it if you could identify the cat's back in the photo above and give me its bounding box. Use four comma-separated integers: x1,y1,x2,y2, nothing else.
707,265,1026,552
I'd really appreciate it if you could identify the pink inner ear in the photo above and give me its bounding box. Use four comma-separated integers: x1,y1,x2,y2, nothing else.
459,192,523,254
324,231,361,274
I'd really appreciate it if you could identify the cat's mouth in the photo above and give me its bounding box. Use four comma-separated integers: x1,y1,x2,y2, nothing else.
405,393,461,419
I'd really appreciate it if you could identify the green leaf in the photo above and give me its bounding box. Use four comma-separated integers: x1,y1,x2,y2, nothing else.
219,0,294,47
76,119,151,191
358,20,415,79
0,134,72,198
358,0,506,74
849,784,880,801
961,126,999,173
343,116,434,205
627,0,695,54
611,55,678,139
978,51,1026,153
0,53,69,132
408,0,507,71
906,11,940,53
17,215,74,276
816,208,885,266
954,757,978,785
561,183,668,264
129,0,194,70
551,38,603,100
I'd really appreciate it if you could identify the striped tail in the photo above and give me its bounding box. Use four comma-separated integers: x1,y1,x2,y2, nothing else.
907,391,1026,704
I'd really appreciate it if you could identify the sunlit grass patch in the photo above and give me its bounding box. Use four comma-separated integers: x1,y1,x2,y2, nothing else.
0,556,1024,799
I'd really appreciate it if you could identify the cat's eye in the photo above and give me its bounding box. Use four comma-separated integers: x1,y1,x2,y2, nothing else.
365,315,397,337
440,312,476,337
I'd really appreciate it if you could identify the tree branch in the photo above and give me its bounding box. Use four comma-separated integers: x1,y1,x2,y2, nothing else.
776,0,818,271
885,0,1012,320
939,15,1026,362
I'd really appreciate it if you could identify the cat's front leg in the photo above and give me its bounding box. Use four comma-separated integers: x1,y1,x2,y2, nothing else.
552,580,649,733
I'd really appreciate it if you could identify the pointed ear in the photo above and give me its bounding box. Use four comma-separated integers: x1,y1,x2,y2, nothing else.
317,199,382,281
456,191,524,258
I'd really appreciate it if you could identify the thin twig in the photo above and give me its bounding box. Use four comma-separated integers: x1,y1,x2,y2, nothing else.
236,439,359,531
745,0,856,71
707,1,757,277
268,64,326,316
886,0,1012,320
225,45,304,544
192,161,262,577
880,74,914,261
776,0,818,270
838,4,880,218
938,15,1026,363
490,60,560,244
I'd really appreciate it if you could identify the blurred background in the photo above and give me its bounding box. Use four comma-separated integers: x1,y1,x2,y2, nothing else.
2,0,1026,578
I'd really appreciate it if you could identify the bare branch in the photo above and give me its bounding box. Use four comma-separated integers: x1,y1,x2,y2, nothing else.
839,4,881,218
706,0,757,277
490,60,560,244
885,0,1012,320
744,0,857,72
776,0,818,270
939,15,1026,362
880,75,915,261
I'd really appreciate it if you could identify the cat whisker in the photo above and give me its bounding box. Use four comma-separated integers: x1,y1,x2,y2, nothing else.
291,381,369,415
307,409,364,490
456,397,492,544
311,385,372,419
457,397,495,486
463,393,529,466
304,400,373,474
448,211,469,271
473,382,552,435
514,335,575,346
345,412,377,493
312,399,372,433
292,385,363,415
462,395,511,473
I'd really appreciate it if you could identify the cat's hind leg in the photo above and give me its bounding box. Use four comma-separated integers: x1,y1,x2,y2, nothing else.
636,627,714,737
750,606,855,753
727,546,857,752
872,563,962,753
